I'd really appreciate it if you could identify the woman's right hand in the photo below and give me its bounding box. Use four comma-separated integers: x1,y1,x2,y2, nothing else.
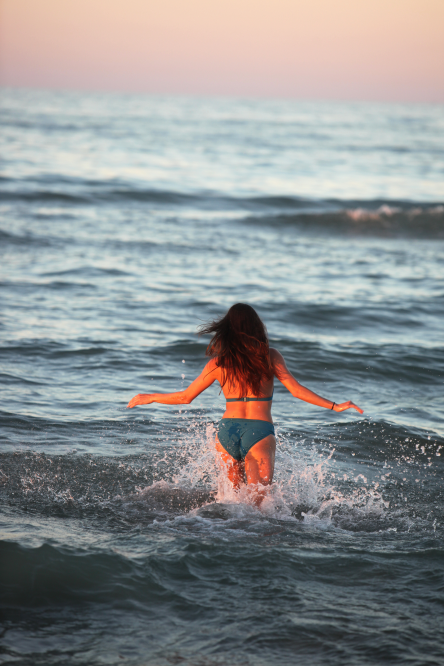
127,394,153,408
333,401,364,414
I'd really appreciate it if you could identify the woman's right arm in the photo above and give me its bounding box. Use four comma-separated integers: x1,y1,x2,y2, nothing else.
127,359,219,408
270,348,363,414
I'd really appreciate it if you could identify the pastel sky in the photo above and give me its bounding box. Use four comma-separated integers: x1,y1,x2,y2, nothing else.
1,0,443,102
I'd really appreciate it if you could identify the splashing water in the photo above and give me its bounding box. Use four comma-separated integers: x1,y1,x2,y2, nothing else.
123,418,390,533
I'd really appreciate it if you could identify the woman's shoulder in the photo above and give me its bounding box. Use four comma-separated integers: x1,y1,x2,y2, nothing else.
269,347,284,363
197,357,221,384
203,357,220,373
269,347,288,374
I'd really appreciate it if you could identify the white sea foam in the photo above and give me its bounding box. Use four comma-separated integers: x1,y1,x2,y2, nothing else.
129,421,390,532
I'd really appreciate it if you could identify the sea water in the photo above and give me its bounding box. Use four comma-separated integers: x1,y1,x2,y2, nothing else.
0,88,443,665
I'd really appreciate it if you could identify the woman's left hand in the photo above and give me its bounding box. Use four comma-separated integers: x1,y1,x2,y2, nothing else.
127,394,153,408
333,401,364,414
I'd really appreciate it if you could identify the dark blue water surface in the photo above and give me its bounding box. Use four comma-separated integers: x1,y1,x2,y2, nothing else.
1,89,444,665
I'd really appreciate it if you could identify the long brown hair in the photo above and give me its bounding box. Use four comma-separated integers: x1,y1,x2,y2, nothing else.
198,303,273,396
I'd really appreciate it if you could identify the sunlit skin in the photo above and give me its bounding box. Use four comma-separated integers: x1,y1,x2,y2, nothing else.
127,348,363,503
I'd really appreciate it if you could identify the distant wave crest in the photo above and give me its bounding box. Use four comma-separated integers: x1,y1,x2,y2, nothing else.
1,178,443,238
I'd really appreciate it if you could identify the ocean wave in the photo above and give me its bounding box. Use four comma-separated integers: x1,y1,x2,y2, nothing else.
3,538,442,611
0,228,57,248
0,181,204,206
0,182,439,216
0,540,169,606
1,336,442,386
2,537,443,666
1,416,442,531
246,204,444,237
1,179,442,237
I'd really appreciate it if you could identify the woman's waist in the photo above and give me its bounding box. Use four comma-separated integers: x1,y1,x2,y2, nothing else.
222,405,273,423
220,417,274,426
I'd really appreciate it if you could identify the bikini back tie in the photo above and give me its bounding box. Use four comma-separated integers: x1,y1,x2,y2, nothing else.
226,391,273,403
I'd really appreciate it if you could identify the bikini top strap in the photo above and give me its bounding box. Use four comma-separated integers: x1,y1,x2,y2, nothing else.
225,390,274,403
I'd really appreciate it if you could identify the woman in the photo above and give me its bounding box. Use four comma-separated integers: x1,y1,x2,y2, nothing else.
127,303,363,492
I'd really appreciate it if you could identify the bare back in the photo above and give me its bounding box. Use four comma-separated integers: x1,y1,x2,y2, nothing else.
219,349,277,422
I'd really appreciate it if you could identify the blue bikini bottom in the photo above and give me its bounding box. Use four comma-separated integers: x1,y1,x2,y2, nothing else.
218,418,275,461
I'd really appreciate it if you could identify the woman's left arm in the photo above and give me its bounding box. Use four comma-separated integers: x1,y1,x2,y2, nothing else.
127,359,219,408
271,348,364,414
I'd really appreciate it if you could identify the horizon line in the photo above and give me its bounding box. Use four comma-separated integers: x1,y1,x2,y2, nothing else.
1,83,443,107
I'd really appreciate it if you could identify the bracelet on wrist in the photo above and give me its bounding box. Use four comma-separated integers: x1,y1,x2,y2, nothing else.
331,402,335,410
